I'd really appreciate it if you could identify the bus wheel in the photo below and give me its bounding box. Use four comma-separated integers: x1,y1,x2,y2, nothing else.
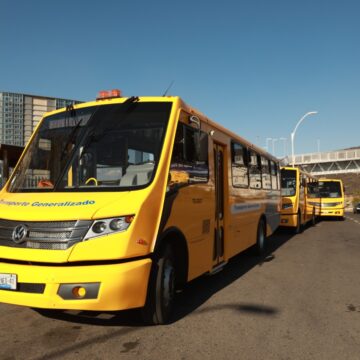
255,218,266,256
142,244,176,325
294,212,302,234
311,210,316,226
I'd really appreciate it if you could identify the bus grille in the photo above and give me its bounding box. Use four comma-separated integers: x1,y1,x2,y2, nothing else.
0,219,92,250
321,202,342,208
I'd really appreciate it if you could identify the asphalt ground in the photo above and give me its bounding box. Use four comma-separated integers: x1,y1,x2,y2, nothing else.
0,215,359,360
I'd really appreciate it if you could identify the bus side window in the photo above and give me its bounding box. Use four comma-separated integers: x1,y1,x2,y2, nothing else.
270,161,278,189
171,124,185,163
231,142,249,188
248,150,262,189
170,122,209,185
261,157,271,189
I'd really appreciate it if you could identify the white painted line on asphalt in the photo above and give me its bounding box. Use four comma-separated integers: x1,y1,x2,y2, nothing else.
347,217,360,225
343,216,360,225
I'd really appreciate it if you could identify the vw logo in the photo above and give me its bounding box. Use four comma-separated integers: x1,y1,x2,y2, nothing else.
12,225,28,244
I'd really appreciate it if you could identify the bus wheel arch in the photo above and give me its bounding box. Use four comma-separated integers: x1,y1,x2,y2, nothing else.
154,227,189,289
142,228,188,325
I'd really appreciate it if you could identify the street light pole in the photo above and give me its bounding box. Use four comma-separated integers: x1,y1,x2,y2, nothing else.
291,111,318,166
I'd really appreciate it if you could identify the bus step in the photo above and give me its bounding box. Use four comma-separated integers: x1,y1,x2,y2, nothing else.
209,261,228,275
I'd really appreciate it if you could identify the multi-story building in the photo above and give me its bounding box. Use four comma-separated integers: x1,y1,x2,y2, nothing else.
0,91,82,147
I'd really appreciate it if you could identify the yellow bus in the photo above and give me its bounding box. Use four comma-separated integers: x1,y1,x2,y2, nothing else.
0,91,280,324
315,178,345,220
280,166,318,233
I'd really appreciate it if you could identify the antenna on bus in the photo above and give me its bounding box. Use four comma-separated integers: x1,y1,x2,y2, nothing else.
162,80,175,96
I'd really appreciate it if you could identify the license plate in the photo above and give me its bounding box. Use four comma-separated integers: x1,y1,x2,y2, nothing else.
0,273,17,290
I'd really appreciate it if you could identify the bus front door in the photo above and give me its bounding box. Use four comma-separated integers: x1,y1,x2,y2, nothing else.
213,143,225,268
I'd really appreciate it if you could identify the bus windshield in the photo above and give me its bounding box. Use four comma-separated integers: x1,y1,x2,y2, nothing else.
318,181,342,198
281,169,297,197
307,182,319,198
9,102,172,192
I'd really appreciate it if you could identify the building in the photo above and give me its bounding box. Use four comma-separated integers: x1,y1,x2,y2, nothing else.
0,91,82,147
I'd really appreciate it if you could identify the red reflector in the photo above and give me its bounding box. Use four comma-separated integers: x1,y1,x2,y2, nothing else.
136,239,148,246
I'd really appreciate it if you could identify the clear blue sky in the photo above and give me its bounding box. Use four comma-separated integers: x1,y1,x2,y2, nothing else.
1,0,359,157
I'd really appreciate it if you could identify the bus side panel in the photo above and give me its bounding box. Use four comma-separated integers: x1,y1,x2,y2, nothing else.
227,190,280,259
161,183,215,281
264,192,281,236
227,190,261,257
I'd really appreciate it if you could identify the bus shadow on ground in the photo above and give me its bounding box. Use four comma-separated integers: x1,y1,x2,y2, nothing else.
33,229,296,326
171,229,293,323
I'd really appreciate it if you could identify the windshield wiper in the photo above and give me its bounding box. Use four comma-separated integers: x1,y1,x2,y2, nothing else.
53,107,99,190
77,128,101,162
59,106,83,161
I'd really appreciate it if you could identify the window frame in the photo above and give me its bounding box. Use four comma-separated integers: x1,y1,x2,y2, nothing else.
248,149,262,190
170,117,209,184
230,141,249,188
270,160,279,190
261,156,271,190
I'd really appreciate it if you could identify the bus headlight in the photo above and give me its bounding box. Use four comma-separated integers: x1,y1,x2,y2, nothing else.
84,216,134,240
92,221,107,234
109,218,126,231
282,203,293,209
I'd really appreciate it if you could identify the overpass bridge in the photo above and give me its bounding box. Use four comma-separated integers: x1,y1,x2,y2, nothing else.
293,148,360,176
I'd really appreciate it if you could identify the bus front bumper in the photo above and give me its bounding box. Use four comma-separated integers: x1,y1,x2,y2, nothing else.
320,208,344,217
0,258,152,311
280,214,298,227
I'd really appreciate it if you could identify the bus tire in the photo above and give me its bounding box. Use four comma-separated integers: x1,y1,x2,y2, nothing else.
311,209,316,226
141,244,176,325
294,212,302,234
254,218,266,256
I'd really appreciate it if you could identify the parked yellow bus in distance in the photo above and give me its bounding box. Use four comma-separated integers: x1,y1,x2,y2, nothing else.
280,166,318,233
0,91,281,324
312,178,345,220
